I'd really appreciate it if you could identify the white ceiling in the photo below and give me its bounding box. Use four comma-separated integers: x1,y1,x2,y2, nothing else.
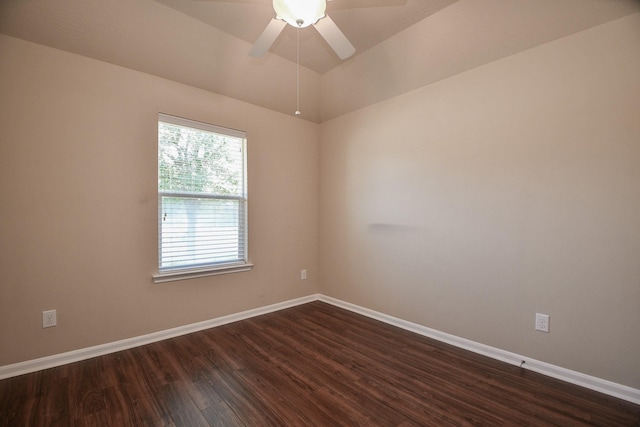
1,0,639,122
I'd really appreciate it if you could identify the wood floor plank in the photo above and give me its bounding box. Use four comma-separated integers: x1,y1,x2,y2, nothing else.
158,381,211,427
1,301,639,426
200,400,246,427
67,357,107,421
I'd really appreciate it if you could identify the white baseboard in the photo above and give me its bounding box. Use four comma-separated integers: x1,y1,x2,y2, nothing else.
2,293,638,406
0,294,319,381
318,295,640,406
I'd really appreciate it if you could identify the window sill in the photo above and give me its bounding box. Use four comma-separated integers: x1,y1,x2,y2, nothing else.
153,263,253,284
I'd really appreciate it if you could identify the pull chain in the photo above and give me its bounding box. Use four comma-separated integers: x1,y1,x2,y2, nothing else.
295,25,301,116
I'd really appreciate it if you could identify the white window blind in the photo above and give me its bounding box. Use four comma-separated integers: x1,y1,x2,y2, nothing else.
156,114,249,280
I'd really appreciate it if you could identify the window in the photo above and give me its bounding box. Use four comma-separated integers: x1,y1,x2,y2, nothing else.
153,114,251,283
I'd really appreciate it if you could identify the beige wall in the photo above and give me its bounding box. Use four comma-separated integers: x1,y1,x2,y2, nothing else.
320,14,640,389
0,35,319,366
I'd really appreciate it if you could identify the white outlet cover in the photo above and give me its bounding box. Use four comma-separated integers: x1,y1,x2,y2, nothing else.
43,310,57,328
535,313,549,333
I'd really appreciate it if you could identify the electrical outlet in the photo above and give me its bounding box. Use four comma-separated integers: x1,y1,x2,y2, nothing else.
535,313,549,333
301,269,307,280
43,310,57,328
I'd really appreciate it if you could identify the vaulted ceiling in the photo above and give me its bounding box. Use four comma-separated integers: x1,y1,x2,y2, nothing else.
153,0,458,74
1,0,638,122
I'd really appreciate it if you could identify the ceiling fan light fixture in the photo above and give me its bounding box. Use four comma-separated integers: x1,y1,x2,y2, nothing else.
273,0,326,28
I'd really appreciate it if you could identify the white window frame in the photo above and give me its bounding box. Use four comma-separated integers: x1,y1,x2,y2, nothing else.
153,114,252,283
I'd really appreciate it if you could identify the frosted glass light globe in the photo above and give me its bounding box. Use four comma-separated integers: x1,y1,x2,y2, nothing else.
272,0,326,28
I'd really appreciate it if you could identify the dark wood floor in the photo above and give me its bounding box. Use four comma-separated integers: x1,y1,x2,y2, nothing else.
1,301,639,426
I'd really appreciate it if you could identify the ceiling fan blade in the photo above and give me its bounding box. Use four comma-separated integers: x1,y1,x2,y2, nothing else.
249,18,286,57
313,15,355,60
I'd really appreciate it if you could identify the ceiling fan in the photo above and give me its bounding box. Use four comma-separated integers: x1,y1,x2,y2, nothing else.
197,0,405,114
250,0,355,60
